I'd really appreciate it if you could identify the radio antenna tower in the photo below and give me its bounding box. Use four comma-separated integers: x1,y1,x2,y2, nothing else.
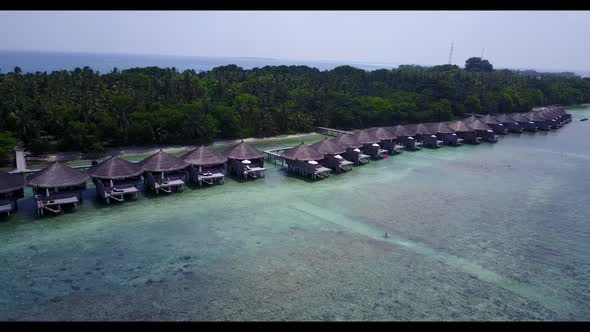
481,48,485,59
448,41,454,65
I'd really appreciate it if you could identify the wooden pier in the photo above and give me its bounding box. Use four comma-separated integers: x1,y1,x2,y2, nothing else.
263,147,291,166
315,127,354,137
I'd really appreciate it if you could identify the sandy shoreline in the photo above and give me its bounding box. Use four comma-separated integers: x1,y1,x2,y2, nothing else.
14,132,322,169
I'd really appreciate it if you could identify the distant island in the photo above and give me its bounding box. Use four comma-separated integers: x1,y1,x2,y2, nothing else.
1,56,589,165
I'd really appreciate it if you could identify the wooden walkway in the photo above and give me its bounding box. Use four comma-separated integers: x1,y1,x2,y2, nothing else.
263,147,291,166
314,127,354,137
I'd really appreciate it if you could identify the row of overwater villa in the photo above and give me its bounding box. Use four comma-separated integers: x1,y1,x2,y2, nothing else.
0,106,571,217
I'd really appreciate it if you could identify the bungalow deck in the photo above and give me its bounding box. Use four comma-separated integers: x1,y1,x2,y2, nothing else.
154,179,185,193
197,173,225,186
35,193,80,216
0,200,13,215
95,180,140,204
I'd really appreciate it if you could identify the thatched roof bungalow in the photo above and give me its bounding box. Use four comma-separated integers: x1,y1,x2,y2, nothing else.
0,171,25,215
463,116,498,143
27,162,90,216
428,122,461,146
310,138,353,172
494,113,524,133
223,141,266,180
447,120,481,144
351,130,388,158
329,134,370,165
182,146,227,186
86,156,143,204
139,150,190,194
386,125,420,150
510,113,538,132
282,143,331,179
367,127,403,154
479,114,508,135
524,111,553,130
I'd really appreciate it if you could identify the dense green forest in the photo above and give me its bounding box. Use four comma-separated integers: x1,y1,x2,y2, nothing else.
1,57,590,163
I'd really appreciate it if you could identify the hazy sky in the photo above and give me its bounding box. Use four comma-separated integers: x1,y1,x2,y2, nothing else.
1,11,589,70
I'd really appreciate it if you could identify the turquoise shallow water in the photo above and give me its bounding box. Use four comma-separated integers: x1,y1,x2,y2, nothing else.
1,107,590,321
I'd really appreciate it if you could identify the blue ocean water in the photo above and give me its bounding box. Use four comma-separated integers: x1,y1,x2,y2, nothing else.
0,50,399,74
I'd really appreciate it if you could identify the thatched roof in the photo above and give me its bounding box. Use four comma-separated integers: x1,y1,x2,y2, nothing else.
509,113,530,122
351,130,380,144
406,123,434,136
494,113,518,124
0,171,25,194
27,162,89,188
330,134,363,149
282,143,324,161
525,111,547,122
463,117,491,131
139,150,190,173
86,156,144,180
447,120,475,132
309,138,346,155
223,141,264,160
428,122,454,134
387,125,412,137
367,127,397,141
479,114,502,125
182,146,228,166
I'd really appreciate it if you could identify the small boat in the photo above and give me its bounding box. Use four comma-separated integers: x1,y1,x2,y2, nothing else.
581,118,588,122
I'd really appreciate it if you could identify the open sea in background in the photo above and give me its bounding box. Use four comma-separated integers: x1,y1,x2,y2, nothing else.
0,50,399,73
2,50,590,77
0,106,589,320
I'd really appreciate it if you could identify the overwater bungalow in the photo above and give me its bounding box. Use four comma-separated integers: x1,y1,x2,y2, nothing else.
447,120,481,144
524,111,553,131
367,127,404,155
479,114,508,135
492,113,524,133
406,123,439,148
223,141,266,179
541,108,561,127
463,116,498,143
182,146,227,187
86,156,143,204
282,143,332,179
0,171,25,216
309,138,354,172
539,107,566,127
27,162,89,216
329,134,370,165
350,130,388,158
387,125,421,151
139,150,190,194
510,113,538,132
428,122,462,146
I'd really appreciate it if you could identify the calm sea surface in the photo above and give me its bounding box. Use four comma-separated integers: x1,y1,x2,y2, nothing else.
0,106,589,320
0,50,398,73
